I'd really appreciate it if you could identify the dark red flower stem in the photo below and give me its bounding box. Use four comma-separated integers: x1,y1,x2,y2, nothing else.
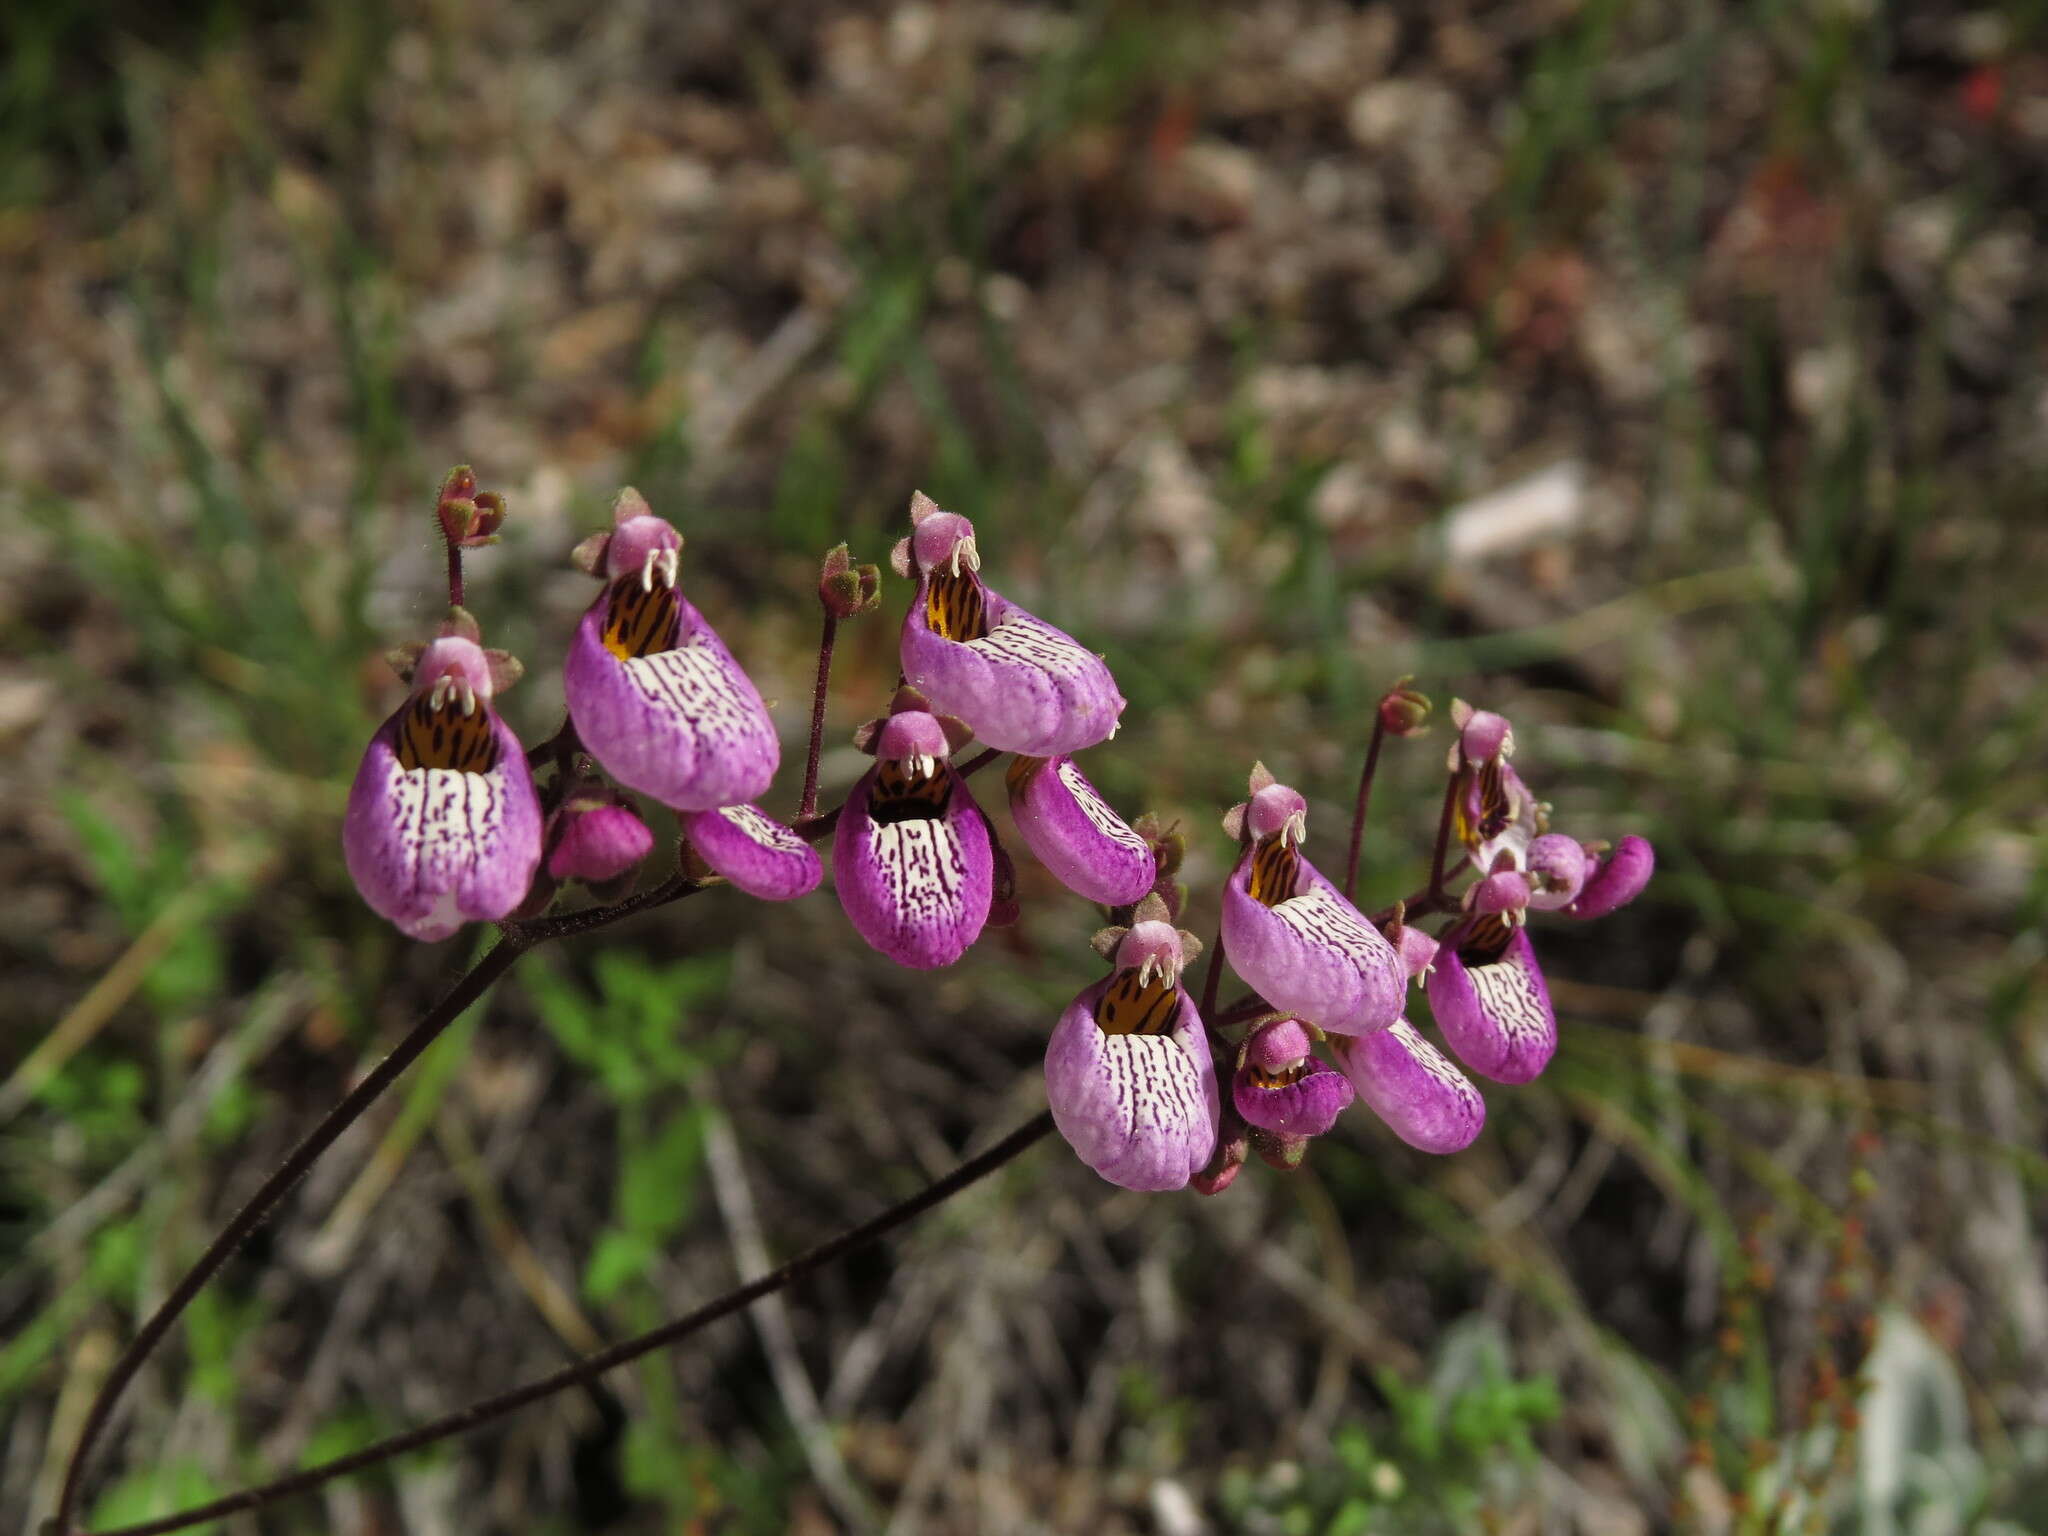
73,1111,1055,1536
955,746,1002,780
444,536,464,609
51,933,531,1534
798,610,838,821
1425,770,1461,904
1340,714,1389,902
1364,772,1468,931
50,846,727,1535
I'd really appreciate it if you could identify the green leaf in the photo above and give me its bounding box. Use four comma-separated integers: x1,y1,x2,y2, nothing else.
583,1228,655,1304
91,1461,222,1535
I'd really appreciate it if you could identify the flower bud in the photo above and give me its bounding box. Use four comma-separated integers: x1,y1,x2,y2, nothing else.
818,543,883,618
1192,1116,1249,1195
1249,1125,1309,1171
547,793,654,886
435,465,507,548
1377,679,1431,737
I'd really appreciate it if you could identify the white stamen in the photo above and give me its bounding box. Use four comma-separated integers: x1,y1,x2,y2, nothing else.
1138,955,1157,988
641,548,659,592
948,537,981,578
1283,809,1308,847
659,548,679,588
459,680,477,716
430,675,452,710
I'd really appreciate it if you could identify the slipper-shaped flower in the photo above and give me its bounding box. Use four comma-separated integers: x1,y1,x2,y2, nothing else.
1563,834,1654,920
894,493,1124,755
1426,873,1556,1085
1328,1020,1486,1154
564,491,780,811
1218,769,1404,1036
833,709,992,968
1230,1017,1353,1138
681,803,822,902
344,621,542,941
1005,754,1155,906
1448,701,1543,876
1047,915,1218,1191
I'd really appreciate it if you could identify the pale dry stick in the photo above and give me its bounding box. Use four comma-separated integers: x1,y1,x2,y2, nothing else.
47,932,536,1534
694,1076,877,1533
297,1015,481,1279
1,883,218,1123
75,1111,1056,1536
434,1107,608,1357
31,980,307,1259
1290,1170,1363,1450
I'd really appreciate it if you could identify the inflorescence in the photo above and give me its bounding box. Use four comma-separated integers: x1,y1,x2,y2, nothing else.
347,472,1655,1194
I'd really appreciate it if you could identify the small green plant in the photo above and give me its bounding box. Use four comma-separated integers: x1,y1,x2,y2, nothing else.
1219,1317,1560,1535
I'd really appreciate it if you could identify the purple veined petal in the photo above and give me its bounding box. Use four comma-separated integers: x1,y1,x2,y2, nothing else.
1524,832,1588,911
563,591,780,812
344,709,543,941
1329,1021,1485,1154
832,762,993,968
1220,848,1404,1035
1005,754,1155,905
1564,834,1655,920
1425,923,1557,1085
1046,977,1218,1191
681,803,822,902
901,586,1125,756
1232,1056,1354,1137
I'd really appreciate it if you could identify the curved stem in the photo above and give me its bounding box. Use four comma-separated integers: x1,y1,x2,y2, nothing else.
78,1112,1056,1536
798,611,838,821
1424,770,1462,903
955,746,1001,779
1340,716,1388,903
51,814,783,1531
50,933,533,1532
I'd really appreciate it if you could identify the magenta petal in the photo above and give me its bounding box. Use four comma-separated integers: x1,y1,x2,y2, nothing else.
563,599,780,812
1006,755,1154,905
1329,1021,1485,1154
548,802,653,883
1232,1058,1354,1137
832,767,993,968
1045,981,1218,1191
343,711,542,941
1564,835,1654,920
681,804,822,901
901,588,1124,756
1220,853,1404,1035
1426,927,1557,1084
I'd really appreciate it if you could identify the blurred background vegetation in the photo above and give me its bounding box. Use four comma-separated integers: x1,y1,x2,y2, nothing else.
4,0,2047,1531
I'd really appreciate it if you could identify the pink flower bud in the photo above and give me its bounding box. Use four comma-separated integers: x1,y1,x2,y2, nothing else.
1377,680,1431,737
548,797,654,884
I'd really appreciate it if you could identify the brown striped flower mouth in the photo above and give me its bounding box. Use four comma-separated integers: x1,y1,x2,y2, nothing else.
924,562,988,643
1455,756,1518,852
395,678,499,773
1457,910,1518,964
1246,826,1304,908
1243,1060,1310,1090
1004,753,1046,796
1093,964,1180,1035
869,755,954,826
602,566,682,661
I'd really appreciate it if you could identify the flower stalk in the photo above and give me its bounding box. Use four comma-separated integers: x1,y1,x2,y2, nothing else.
67,1111,1056,1536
